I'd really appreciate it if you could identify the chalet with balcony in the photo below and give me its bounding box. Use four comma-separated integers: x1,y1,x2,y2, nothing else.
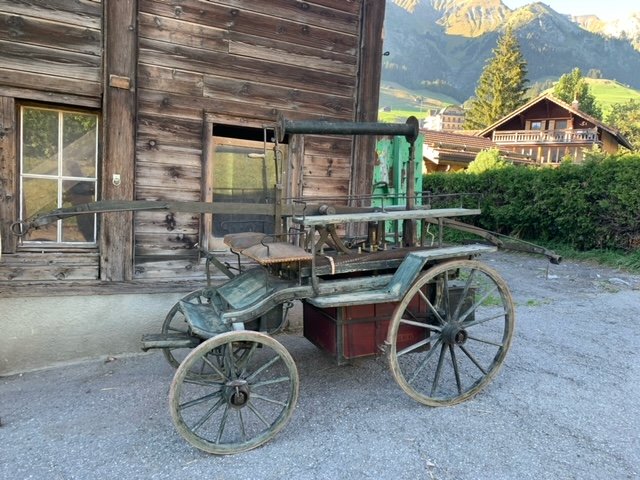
479,93,633,164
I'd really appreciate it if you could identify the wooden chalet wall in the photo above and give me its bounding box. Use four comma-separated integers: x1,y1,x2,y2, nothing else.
0,0,386,289
133,0,384,279
0,0,103,284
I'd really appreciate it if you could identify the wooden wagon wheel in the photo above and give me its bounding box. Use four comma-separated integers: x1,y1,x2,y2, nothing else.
169,331,299,455
387,259,515,406
161,289,211,371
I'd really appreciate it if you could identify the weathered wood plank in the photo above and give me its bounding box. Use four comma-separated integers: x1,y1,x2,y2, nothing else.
0,0,102,29
135,233,200,257
0,68,101,97
306,0,361,14
140,0,358,55
202,75,354,119
137,147,202,168
136,185,201,202
138,64,204,97
0,39,101,82
303,155,352,179
0,85,101,107
133,257,210,280
138,88,346,124
138,37,355,98
203,0,359,34
136,162,202,191
137,113,203,149
139,88,276,123
138,12,228,52
228,32,356,77
134,211,200,235
0,12,101,55
303,136,353,156
0,96,16,253
302,177,350,196
0,252,99,281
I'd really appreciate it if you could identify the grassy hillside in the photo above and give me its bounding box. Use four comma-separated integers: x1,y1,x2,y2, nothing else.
586,79,640,116
378,79,640,123
378,82,461,122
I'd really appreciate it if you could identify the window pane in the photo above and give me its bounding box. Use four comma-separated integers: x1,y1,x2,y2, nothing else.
530,121,542,130
22,108,58,175
22,177,58,241
211,140,278,237
555,120,568,130
62,180,96,242
63,113,97,177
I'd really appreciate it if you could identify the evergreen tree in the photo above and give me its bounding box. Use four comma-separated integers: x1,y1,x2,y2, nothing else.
553,68,602,120
463,28,528,130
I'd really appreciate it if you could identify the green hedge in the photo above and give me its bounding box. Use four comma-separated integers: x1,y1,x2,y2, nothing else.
423,154,640,251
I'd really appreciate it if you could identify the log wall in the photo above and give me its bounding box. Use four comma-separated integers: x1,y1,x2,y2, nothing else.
0,0,385,288
0,0,102,284
134,0,367,271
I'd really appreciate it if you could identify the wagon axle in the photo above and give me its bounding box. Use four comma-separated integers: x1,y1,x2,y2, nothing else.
225,380,250,408
442,324,469,346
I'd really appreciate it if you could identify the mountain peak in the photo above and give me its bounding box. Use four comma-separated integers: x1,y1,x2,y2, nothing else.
432,0,510,37
383,0,640,100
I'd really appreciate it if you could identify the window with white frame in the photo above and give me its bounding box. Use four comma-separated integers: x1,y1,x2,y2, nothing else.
20,106,99,244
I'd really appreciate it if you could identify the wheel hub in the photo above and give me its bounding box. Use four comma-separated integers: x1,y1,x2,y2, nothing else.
442,324,468,345
224,379,250,408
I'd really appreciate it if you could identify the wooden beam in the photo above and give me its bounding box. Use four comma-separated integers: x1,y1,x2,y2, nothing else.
0,97,17,253
101,0,137,281
350,0,385,206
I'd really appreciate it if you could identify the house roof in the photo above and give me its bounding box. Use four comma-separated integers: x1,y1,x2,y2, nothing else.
421,129,533,166
478,92,634,150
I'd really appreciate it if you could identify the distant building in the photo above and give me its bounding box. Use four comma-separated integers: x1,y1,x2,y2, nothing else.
423,105,465,132
479,93,633,164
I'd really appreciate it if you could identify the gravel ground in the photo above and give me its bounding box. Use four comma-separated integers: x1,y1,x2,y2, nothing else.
1,252,639,480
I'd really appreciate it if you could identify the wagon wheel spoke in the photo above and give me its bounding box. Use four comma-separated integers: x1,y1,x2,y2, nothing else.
399,318,442,331
459,345,488,375
398,332,441,358
223,344,237,379
170,331,299,455
236,342,258,377
388,259,515,406
192,397,225,433
449,344,462,395
462,311,506,329
200,353,228,381
466,335,504,348
179,390,222,410
245,355,281,382
250,393,288,407
215,405,231,444
238,409,247,441
452,268,477,320
247,401,272,428
430,342,447,396
407,337,443,384
417,288,446,325
458,286,499,322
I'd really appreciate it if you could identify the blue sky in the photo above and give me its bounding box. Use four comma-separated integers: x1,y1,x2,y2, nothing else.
501,0,638,20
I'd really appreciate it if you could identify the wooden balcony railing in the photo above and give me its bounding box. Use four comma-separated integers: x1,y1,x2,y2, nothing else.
492,128,599,144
